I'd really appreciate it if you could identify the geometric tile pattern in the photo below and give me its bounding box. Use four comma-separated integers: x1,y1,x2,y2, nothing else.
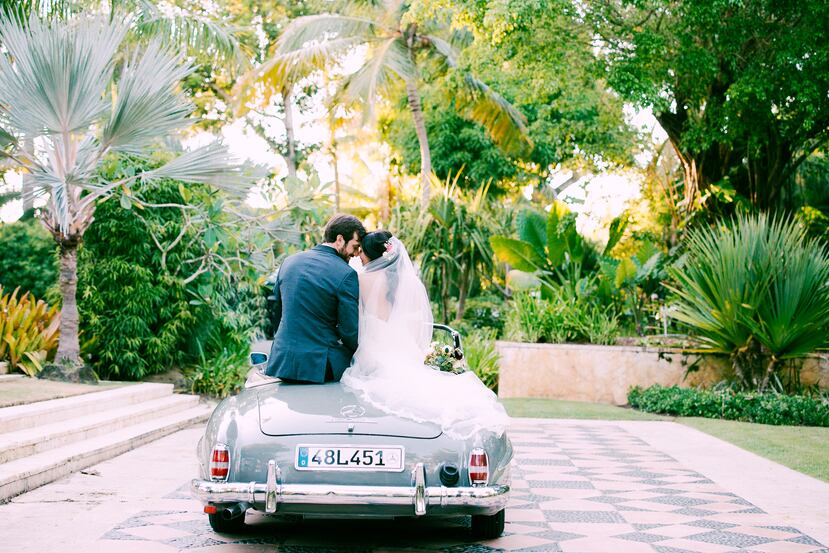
97,421,829,552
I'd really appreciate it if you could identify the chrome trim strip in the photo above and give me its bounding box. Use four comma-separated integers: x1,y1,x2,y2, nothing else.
191,478,509,513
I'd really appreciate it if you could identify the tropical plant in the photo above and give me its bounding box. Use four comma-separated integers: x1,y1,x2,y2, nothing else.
463,329,500,392
0,14,258,369
0,286,59,376
262,1,532,205
187,345,250,399
668,213,829,392
491,201,614,292
391,174,507,322
0,219,58,300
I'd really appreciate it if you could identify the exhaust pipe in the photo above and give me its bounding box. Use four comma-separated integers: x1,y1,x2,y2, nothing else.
221,502,249,520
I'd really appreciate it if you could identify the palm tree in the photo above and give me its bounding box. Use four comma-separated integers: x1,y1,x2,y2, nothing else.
0,14,258,368
255,0,532,206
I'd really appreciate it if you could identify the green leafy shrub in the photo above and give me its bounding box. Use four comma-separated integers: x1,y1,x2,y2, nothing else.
78,155,265,380
504,290,620,345
463,329,500,392
0,286,59,376
668,213,829,392
628,385,829,427
187,347,250,398
0,219,58,301
461,294,507,336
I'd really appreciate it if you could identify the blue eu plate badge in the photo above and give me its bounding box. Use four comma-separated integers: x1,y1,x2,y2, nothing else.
297,447,309,468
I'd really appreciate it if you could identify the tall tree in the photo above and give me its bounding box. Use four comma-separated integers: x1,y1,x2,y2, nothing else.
262,0,532,206
590,0,829,210
0,14,257,367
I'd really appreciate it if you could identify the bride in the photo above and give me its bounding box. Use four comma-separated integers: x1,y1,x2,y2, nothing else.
341,230,509,440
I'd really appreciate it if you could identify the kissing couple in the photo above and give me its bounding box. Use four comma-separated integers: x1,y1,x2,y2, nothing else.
265,214,508,439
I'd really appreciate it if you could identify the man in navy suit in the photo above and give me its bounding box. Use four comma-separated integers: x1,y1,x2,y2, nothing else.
265,214,366,383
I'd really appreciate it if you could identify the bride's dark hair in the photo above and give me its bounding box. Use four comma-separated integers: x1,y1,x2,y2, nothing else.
362,230,393,261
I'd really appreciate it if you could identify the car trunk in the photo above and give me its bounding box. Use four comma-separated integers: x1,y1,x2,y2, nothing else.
257,382,442,439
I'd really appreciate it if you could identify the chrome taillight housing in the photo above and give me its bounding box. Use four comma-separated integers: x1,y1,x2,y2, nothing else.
468,447,489,487
210,443,230,481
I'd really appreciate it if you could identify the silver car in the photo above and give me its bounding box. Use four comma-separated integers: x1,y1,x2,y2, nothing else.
190,325,513,539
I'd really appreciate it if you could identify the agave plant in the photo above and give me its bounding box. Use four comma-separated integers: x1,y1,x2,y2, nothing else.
249,0,532,206
668,213,829,392
0,14,259,367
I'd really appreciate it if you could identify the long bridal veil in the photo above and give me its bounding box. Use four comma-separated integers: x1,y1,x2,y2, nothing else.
341,237,509,440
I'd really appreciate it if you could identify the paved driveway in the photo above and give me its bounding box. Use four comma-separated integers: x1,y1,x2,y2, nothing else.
1,419,827,553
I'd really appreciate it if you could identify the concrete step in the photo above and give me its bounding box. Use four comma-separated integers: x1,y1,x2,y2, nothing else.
0,383,173,433
0,394,201,464
0,404,211,502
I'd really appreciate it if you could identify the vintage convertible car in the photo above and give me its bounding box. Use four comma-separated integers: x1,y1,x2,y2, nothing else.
190,326,513,538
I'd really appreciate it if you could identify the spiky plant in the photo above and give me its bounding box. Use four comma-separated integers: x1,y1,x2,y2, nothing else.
668,213,829,391
0,14,258,368
245,0,532,206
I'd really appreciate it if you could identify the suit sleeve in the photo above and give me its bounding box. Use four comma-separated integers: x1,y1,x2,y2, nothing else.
336,270,360,353
271,272,283,336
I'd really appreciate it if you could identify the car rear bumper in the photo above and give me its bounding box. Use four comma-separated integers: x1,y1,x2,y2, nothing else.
191,461,509,517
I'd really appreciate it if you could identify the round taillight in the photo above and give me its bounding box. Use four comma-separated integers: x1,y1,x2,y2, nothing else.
468,447,489,486
210,444,230,481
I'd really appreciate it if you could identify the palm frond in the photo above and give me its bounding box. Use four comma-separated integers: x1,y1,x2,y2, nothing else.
141,142,265,195
0,14,126,135
340,36,413,115
102,41,194,152
423,34,532,155
276,14,378,55
237,36,365,110
131,1,248,67
456,74,532,155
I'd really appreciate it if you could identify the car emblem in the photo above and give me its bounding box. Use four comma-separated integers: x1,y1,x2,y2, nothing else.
340,404,365,418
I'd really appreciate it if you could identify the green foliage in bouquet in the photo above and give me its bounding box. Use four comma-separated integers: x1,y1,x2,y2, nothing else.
0,286,59,376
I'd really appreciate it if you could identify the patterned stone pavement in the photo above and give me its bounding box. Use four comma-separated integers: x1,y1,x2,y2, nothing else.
91,420,829,553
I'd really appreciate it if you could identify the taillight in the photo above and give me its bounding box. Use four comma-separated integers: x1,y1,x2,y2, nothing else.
210,444,230,481
468,447,489,486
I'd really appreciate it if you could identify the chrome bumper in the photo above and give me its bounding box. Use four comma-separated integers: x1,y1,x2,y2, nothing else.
191,461,509,516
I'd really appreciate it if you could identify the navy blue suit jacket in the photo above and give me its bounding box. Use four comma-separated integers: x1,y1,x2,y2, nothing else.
265,245,359,382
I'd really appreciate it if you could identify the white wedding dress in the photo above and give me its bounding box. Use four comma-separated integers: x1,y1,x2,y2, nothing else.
341,238,509,440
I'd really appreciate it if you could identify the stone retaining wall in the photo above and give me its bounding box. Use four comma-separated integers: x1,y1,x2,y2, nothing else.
496,341,829,405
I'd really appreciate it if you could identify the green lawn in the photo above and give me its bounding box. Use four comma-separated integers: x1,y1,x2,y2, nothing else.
504,398,829,483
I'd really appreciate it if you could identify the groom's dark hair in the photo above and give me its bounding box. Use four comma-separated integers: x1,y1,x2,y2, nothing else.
323,214,366,243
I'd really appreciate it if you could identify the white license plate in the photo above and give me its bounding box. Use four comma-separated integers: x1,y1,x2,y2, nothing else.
295,445,405,472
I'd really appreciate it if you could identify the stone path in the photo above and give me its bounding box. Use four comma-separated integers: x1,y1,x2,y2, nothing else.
1,419,827,553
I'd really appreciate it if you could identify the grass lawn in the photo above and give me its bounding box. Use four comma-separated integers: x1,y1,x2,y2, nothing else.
504,398,829,483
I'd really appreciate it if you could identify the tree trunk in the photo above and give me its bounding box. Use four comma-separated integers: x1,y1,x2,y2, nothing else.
55,240,81,365
406,78,431,208
283,85,298,178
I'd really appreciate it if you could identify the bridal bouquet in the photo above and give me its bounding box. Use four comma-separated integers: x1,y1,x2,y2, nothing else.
424,342,466,374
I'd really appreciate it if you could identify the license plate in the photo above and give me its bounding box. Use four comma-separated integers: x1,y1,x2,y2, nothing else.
295,445,405,472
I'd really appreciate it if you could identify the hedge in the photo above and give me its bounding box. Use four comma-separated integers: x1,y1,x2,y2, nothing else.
627,385,829,427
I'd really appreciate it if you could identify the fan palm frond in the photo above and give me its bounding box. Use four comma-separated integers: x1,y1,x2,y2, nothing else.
102,41,194,152
142,142,265,195
0,14,126,135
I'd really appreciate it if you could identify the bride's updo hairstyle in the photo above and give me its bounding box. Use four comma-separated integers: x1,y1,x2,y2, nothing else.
362,230,393,261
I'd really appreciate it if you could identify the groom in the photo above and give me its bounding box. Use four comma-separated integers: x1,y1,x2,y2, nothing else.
265,214,366,383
